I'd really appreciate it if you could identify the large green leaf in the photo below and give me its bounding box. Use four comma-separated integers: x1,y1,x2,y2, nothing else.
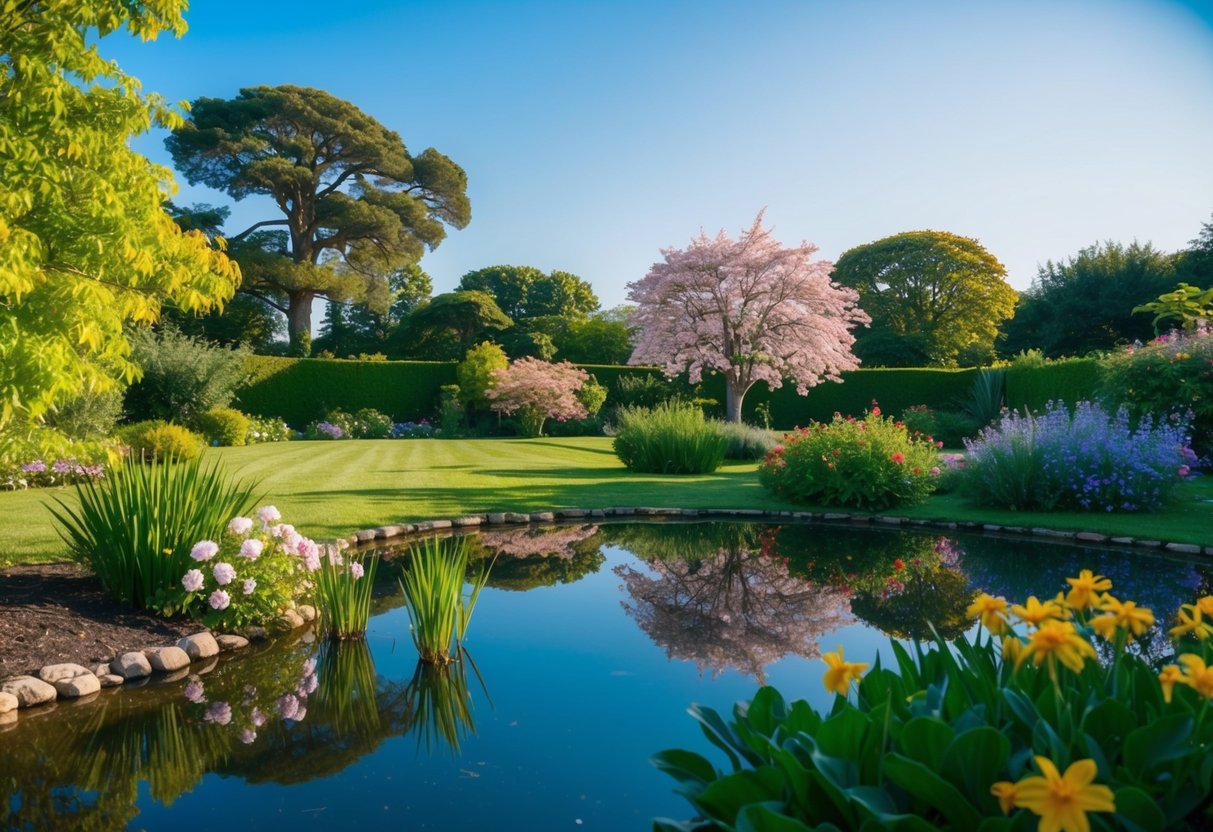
898,717,955,771
940,727,1010,808
883,753,982,829
1113,786,1165,832
734,804,815,832
652,749,716,788
1124,714,1194,777
694,767,788,824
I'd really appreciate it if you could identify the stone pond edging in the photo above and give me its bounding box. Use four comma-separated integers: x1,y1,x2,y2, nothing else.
3,508,1209,725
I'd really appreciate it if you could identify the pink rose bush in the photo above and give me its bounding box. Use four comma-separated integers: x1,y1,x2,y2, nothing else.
178,507,325,630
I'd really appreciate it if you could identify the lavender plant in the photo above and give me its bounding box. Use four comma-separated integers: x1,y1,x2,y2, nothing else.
961,401,1194,512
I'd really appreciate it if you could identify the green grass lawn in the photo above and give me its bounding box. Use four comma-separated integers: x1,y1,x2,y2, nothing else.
2,437,1210,567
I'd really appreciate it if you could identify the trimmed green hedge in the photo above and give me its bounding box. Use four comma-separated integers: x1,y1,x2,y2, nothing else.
235,357,457,427
1005,358,1102,413
234,356,1101,430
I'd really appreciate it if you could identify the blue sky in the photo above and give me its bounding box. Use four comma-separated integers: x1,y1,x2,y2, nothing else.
109,0,1213,311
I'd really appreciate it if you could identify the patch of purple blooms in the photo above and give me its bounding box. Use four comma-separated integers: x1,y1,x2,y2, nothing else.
391,419,434,439
5,458,106,490
315,421,344,440
963,401,1194,512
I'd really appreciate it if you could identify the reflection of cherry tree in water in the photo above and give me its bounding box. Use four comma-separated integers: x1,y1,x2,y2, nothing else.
615,525,853,682
476,525,606,591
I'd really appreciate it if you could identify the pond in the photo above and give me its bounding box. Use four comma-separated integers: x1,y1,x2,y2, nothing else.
3,521,1208,830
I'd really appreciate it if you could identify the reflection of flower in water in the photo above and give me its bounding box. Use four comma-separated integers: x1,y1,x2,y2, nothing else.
616,547,853,683
480,524,599,559
185,651,317,747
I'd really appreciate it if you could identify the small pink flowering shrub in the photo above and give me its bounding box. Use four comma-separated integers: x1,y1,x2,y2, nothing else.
486,357,588,437
758,406,940,510
178,506,323,630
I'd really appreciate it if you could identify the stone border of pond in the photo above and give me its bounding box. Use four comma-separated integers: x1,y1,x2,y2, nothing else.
3,508,1209,725
0,604,318,724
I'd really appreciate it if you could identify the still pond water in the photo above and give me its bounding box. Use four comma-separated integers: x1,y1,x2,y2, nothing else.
3,521,1209,831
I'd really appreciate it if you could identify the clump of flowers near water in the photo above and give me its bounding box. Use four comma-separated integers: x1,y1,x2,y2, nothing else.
758,405,941,510
960,400,1195,512
180,506,324,630
656,570,1213,831
184,654,319,745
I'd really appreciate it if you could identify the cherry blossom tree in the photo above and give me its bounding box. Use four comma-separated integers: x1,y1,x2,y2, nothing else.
628,213,869,422
486,357,588,437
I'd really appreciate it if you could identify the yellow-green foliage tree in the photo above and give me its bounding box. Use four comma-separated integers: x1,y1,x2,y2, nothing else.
0,1,240,462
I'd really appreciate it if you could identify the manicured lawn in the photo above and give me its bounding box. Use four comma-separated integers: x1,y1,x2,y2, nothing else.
1,437,1210,567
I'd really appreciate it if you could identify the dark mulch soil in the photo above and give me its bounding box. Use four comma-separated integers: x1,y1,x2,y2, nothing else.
0,562,199,679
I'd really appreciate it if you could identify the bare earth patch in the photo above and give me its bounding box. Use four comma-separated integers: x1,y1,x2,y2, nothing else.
0,562,199,678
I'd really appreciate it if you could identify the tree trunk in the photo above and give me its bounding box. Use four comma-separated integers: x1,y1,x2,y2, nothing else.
286,292,315,355
725,382,746,424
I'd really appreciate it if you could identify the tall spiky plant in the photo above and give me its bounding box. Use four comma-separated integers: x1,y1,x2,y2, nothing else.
399,536,493,664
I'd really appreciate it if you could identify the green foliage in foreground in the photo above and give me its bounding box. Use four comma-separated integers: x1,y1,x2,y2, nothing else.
2,438,1211,568
656,579,1213,831
315,550,379,639
399,536,492,664
614,402,729,474
47,457,259,612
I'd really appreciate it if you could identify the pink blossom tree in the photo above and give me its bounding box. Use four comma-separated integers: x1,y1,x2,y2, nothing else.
628,213,870,422
486,357,588,437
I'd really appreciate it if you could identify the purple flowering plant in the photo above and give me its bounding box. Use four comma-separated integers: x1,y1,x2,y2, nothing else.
961,401,1194,512
178,506,324,630
5,457,106,490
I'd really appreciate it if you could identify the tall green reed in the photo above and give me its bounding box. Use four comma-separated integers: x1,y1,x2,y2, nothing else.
315,550,379,639
399,535,493,664
48,456,259,613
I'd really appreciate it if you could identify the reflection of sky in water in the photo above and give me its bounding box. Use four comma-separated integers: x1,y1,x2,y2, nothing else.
8,523,1212,831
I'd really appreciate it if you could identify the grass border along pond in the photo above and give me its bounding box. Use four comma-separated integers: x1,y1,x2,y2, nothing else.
1,436,1211,567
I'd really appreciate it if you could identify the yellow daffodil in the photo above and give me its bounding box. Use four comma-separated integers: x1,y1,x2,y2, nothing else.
990,781,1017,814
1159,664,1183,704
821,645,867,696
1179,654,1213,698
967,592,1010,635
1011,595,1067,628
1197,595,1213,617
1170,604,1213,641
1017,620,1096,673
1013,756,1115,832
1001,636,1024,665
1090,596,1154,642
1065,570,1112,611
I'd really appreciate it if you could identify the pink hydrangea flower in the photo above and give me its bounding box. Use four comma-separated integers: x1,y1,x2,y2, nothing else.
190,540,219,562
204,701,232,725
251,707,267,727
929,466,941,477
242,578,257,596
240,539,263,560
1179,465,1191,477
240,728,257,745
227,516,254,536
350,561,365,580
302,542,322,572
182,569,204,593
212,562,237,586
184,680,205,703
277,693,300,720
258,505,282,525
209,589,231,610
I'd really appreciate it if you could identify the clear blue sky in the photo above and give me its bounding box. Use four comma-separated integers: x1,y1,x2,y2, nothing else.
108,0,1213,311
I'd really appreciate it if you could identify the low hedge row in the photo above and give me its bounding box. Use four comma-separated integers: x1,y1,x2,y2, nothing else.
233,357,1099,429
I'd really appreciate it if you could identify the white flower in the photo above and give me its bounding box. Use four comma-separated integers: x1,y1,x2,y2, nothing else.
227,516,254,536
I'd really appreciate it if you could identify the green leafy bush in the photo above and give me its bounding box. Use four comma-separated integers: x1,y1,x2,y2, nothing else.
1100,329,1213,458
197,408,251,447
118,420,205,462
900,405,980,448
304,408,394,440
48,457,259,613
612,402,728,474
656,572,1213,832
716,421,777,460
44,388,124,440
246,415,293,443
456,341,509,414
759,406,939,510
124,325,251,425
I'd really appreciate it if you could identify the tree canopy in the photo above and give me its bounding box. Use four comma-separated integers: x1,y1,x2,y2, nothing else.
999,241,1176,357
166,85,469,351
458,265,599,321
0,0,239,460
628,213,868,422
392,291,512,360
831,231,1017,367
314,263,432,357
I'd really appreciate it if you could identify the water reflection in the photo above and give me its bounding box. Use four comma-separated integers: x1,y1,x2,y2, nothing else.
474,524,605,591
610,524,853,682
402,653,486,756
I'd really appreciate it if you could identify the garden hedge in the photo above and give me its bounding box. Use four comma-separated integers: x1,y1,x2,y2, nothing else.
234,356,1102,429
1005,358,1102,413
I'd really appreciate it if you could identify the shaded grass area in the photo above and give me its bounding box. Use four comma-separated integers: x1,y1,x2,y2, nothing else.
1,437,1210,567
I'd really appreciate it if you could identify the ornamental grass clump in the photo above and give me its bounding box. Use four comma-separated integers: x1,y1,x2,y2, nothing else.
758,405,940,510
178,506,324,630
961,400,1194,512
400,536,493,664
314,548,379,639
49,457,258,613
656,569,1213,831
612,402,728,474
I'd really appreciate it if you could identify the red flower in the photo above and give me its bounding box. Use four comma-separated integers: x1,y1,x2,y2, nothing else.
891,452,905,464
893,559,905,571
871,406,881,417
